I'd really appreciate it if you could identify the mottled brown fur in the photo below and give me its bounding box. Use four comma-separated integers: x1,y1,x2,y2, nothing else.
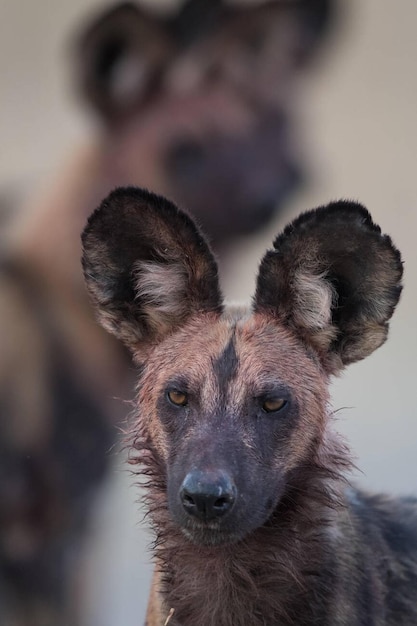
82,188,417,626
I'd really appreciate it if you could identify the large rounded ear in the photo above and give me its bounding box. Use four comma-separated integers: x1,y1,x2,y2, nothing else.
254,201,403,372
81,187,223,352
294,0,335,64
168,0,227,46
75,3,173,122
182,0,334,108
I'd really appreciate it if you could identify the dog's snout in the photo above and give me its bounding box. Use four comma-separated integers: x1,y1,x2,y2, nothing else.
180,470,236,521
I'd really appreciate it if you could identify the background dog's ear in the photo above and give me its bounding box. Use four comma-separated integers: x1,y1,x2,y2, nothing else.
186,0,334,107
75,3,172,122
169,0,227,46
82,187,223,352
294,0,334,65
254,201,403,371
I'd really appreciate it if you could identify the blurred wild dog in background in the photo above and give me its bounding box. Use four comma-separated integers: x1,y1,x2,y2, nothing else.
0,0,335,623
82,186,417,626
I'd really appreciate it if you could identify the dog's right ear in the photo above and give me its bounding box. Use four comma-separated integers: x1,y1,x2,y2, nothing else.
75,3,172,122
81,187,223,352
253,201,403,372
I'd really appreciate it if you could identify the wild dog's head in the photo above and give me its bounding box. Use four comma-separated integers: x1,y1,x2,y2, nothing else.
82,188,402,545
75,0,334,245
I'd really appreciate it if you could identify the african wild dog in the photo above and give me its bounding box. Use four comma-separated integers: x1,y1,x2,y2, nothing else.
82,187,417,626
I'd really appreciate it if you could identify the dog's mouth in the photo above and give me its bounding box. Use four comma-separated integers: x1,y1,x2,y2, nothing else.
180,520,245,547
175,504,268,547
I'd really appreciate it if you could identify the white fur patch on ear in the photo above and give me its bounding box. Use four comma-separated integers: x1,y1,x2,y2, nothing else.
292,271,337,330
133,261,189,335
110,54,148,104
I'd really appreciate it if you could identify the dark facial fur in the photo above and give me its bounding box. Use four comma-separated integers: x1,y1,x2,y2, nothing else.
82,187,417,626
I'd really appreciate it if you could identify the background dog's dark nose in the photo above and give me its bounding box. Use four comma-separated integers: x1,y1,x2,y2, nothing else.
180,470,236,521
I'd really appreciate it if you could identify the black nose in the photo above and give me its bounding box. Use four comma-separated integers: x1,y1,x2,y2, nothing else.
180,470,236,521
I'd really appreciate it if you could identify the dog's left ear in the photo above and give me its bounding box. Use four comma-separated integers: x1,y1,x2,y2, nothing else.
75,3,172,122
82,187,222,353
254,201,403,372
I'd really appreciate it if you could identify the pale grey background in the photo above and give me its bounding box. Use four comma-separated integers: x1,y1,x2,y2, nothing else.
1,1,416,624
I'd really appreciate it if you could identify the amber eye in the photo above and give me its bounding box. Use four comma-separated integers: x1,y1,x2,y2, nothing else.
262,398,287,413
167,390,188,407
